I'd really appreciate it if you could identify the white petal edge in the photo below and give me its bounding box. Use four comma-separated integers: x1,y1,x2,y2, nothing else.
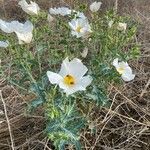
69,58,88,79
47,71,63,84
121,73,135,82
64,84,86,96
0,19,14,33
80,75,93,88
15,32,33,44
59,57,70,77
113,58,119,68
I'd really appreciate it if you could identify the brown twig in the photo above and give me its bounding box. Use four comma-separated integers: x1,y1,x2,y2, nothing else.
114,0,118,13
0,90,15,150
140,78,150,98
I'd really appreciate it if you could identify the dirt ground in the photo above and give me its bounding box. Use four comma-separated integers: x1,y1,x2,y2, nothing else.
0,0,150,150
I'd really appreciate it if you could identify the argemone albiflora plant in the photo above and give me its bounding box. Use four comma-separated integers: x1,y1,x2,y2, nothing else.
47,58,92,96
0,20,33,44
113,58,135,82
18,0,40,15
0,0,140,149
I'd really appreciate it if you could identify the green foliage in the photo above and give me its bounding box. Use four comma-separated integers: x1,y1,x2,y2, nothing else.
46,96,85,150
86,86,110,107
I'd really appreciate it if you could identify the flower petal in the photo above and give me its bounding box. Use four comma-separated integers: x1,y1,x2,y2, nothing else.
124,66,133,74
12,21,33,44
47,71,63,84
69,58,88,79
59,57,89,78
18,0,40,15
23,20,34,32
90,1,102,12
63,84,85,96
113,58,119,68
49,7,71,16
15,32,33,44
80,75,92,88
8,21,22,32
68,20,77,30
121,73,135,82
0,19,14,33
59,57,70,77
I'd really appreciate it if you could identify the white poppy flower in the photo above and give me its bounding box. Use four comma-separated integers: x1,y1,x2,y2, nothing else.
0,20,33,44
18,0,40,15
47,58,92,96
90,1,102,12
117,22,127,32
113,58,135,82
69,18,92,38
49,7,71,16
0,40,9,48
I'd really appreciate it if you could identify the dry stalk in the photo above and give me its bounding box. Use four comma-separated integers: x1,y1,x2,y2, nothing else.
114,0,118,13
0,90,15,150
140,78,150,98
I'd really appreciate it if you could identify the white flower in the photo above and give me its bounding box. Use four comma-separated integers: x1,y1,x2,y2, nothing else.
49,7,71,16
47,58,92,96
113,58,135,82
69,18,92,38
117,22,127,32
0,40,9,48
18,0,40,15
0,20,33,44
90,1,102,12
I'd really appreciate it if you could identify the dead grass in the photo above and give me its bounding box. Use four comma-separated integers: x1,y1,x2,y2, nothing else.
0,0,150,149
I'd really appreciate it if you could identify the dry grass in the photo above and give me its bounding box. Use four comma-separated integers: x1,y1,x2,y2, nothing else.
0,0,150,149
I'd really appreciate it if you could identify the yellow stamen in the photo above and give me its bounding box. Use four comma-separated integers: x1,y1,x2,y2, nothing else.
76,26,82,33
64,74,75,86
117,67,125,74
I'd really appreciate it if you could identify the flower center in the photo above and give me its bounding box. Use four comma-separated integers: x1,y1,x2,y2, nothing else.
117,67,125,74
64,74,75,86
76,26,82,33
